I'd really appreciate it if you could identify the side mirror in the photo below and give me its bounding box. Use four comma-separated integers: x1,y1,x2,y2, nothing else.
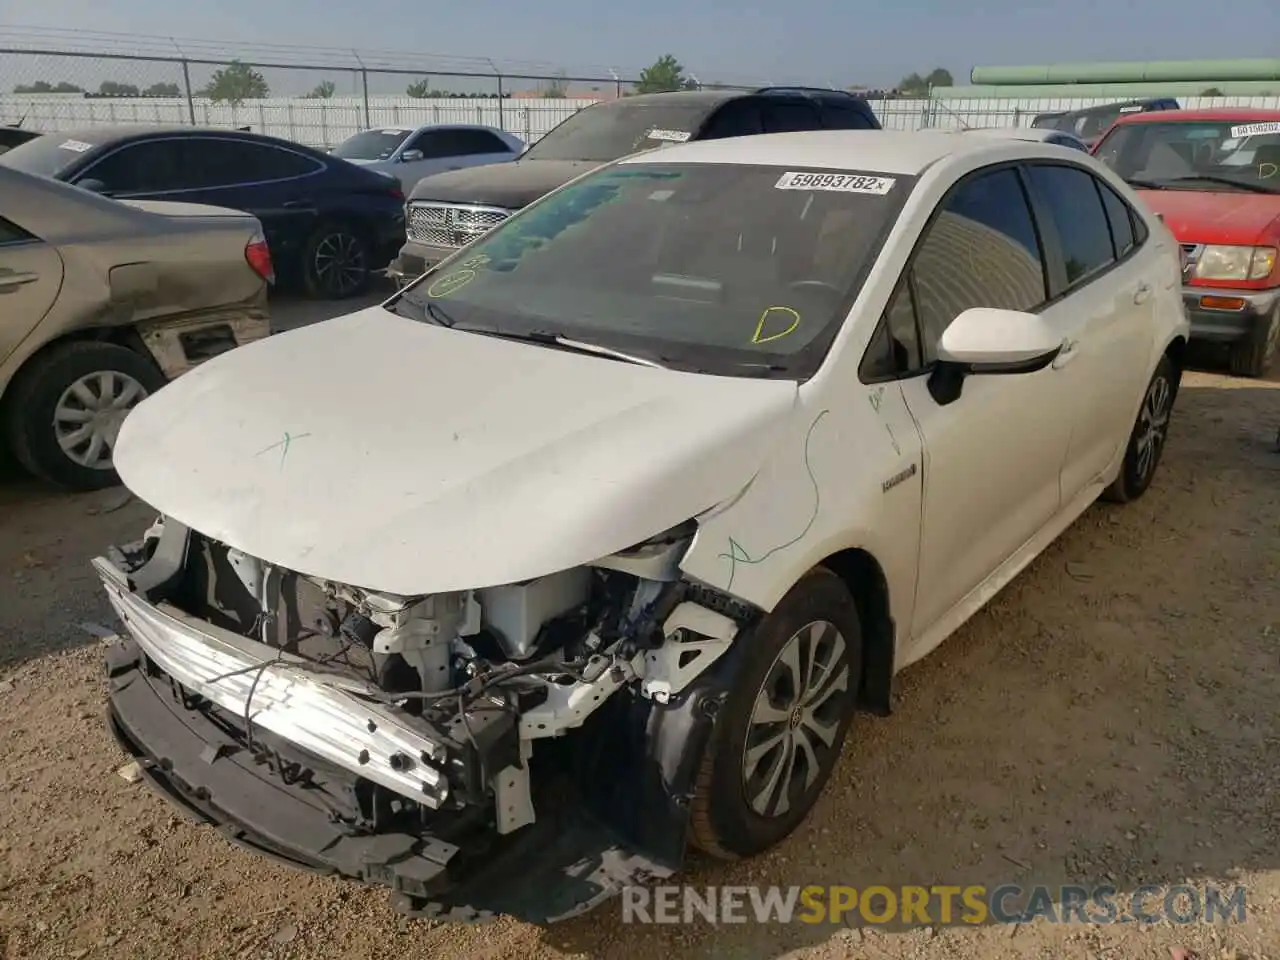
77,178,108,195
399,149,424,163
928,307,1064,406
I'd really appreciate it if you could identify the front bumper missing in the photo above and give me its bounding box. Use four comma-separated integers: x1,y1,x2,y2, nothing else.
97,556,683,922
94,556,450,807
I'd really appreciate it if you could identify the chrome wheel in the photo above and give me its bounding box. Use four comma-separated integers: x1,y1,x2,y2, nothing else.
52,371,147,470
1134,373,1172,482
742,620,850,818
313,231,367,297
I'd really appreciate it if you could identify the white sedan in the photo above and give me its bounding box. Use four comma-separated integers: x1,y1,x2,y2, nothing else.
94,130,1187,923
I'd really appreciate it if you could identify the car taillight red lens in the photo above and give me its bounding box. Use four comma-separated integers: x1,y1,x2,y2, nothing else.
389,186,404,201
245,234,275,285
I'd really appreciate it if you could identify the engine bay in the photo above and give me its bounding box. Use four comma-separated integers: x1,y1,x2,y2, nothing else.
102,514,754,843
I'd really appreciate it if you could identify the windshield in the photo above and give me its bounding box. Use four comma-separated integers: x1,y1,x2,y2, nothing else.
332,129,412,161
523,101,715,162
1094,119,1280,192
0,133,99,178
388,161,912,378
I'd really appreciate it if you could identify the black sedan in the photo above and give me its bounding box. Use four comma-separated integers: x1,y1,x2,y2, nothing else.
0,126,406,299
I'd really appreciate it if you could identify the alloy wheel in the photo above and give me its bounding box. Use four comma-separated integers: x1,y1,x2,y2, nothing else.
52,370,148,470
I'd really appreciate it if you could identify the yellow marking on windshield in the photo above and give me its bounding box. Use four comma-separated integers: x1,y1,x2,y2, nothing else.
457,254,491,269
751,306,801,344
1261,162,1278,180
426,269,477,298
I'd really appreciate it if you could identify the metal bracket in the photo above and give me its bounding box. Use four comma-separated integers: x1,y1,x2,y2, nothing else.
640,601,739,704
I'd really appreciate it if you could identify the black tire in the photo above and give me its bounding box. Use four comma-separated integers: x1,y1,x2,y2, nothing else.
1228,305,1279,378
1102,354,1177,504
300,220,372,300
2,340,165,492
689,567,862,860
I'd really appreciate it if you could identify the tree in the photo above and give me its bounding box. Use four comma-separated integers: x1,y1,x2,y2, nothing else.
897,67,952,95
1200,87,1224,97
98,81,140,96
199,60,269,105
636,54,689,94
14,80,83,94
925,67,954,88
142,82,181,97
543,69,568,98
304,80,336,99
406,77,432,98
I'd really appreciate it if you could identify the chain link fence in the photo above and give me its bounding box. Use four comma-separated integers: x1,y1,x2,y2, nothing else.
4,32,1280,150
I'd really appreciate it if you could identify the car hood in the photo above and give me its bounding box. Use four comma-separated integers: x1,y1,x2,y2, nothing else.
1137,189,1280,245
406,159,600,209
120,198,258,221
112,307,799,596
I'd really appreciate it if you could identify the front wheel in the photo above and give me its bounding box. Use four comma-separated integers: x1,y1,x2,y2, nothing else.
3,341,165,491
689,567,862,860
301,221,372,300
1102,354,1177,504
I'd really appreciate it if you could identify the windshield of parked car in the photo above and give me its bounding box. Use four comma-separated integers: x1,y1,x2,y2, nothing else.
522,101,717,162
1095,119,1280,192
0,132,101,178
332,129,412,161
388,162,912,378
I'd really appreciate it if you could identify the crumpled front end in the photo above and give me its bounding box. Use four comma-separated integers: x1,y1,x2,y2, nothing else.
97,514,759,923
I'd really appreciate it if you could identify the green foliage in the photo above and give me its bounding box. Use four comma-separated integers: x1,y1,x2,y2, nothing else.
635,54,689,94
897,68,953,95
304,80,336,99
199,60,269,105
13,80,84,93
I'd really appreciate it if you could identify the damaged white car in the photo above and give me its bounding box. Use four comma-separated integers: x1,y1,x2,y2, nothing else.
98,131,1189,923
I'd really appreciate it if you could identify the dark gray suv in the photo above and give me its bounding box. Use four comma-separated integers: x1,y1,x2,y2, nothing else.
389,87,882,285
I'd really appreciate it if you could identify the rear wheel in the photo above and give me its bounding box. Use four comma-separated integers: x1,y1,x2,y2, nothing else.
301,221,372,300
1228,305,1279,378
689,567,862,860
3,340,164,491
1102,354,1176,504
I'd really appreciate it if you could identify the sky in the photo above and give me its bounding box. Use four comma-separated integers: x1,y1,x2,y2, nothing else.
2,0,1279,92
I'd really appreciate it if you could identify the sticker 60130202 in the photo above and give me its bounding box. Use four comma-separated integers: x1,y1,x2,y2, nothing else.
775,171,896,194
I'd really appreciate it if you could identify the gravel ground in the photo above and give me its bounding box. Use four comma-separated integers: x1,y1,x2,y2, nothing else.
1,341,1277,960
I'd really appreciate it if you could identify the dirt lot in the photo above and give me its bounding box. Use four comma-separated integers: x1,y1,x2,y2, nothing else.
1,336,1277,960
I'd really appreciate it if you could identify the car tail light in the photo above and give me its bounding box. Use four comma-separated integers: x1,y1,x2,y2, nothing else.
245,231,275,285
388,184,405,202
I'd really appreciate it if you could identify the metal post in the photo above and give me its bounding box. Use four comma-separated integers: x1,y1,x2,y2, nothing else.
496,74,504,131
181,59,196,125
360,68,371,128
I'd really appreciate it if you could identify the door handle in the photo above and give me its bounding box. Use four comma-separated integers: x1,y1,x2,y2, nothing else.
1052,339,1079,370
282,199,312,209
0,270,39,293
1133,283,1153,304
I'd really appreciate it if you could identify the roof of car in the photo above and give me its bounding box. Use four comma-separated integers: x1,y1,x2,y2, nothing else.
617,129,1056,176
601,87,867,109
963,127,1077,142
1113,107,1280,126
38,124,313,148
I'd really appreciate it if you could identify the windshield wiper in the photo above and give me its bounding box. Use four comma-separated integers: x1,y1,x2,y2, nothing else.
392,292,459,328
1161,175,1276,194
457,327,665,367
1125,177,1168,190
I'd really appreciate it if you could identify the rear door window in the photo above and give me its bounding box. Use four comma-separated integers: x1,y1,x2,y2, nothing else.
820,100,877,130
180,139,321,188
79,140,184,193
698,98,764,140
1097,180,1138,258
760,98,823,133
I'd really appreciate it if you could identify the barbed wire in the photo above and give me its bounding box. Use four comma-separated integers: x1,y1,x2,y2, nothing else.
0,24,759,85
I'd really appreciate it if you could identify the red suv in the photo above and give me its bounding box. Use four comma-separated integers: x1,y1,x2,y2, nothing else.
1092,108,1280,376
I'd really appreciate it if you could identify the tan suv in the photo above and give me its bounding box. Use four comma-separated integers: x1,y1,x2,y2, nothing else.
1,164,273,490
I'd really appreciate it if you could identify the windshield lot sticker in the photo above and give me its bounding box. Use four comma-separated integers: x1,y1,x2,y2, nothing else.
751,306,801,344
1230,122,1280,138
58,139,94,153
775,172,896,194
426,269,476,298
646,128,692,142
456,254,491,269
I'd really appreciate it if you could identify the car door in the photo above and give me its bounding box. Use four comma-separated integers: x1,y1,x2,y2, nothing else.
889,165,1077,641
1021,163,1158,501
696,98,765,140
0,215,64,367
167,137,325,258
395,129,483,187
